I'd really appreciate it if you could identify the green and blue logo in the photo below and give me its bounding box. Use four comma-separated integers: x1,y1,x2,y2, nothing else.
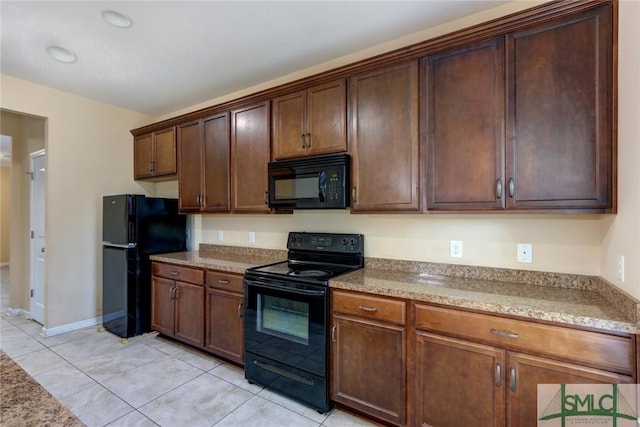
538,384,638,427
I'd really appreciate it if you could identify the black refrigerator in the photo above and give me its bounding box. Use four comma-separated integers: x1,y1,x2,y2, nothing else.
102,194,187,338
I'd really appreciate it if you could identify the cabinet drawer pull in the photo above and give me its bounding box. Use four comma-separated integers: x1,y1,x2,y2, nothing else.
218,279,230,284
357,305,377,312
490,328,519,339
508,178,515,198
496,363,501,388
331,325,337,343
169,271,179,276
169,287,176,300
237,303,243,318
510,367,516,392
496,178,503,199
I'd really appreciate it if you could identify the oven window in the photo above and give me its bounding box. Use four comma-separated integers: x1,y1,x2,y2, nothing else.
274,176,318,200
257,294,309,345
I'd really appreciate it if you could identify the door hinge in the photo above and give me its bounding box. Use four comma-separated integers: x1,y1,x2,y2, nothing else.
30,289,34,298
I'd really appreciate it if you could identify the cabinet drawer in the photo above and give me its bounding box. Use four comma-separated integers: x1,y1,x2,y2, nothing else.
332,290,406,325
206,271,243,293
414,304,634,373
152,262,204,285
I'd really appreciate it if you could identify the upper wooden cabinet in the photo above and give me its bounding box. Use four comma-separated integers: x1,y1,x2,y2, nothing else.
134,127,177,180
231,101,271,213
177,113,230,213
506,4,613,211
425,3,614,213
425,37,506,210
272,79,348,160
350,61,420,213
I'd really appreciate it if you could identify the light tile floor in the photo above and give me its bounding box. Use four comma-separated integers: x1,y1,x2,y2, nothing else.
0,266,380,427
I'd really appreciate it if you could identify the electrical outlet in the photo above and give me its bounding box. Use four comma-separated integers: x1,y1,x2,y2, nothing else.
617,255,625,282
450,240,463,258
217,230,224,241
248,231,256,244
517,243,532,263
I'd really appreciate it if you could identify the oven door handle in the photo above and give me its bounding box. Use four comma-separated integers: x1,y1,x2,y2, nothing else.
244,279,326,297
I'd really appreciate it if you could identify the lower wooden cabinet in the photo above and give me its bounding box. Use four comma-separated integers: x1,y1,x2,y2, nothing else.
413,304,635,427
151,263,205,347
205,270,244,364
331,290,407,426
151,262,245,364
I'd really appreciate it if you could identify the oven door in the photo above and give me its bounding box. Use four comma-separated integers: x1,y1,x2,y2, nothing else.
244,278,328,377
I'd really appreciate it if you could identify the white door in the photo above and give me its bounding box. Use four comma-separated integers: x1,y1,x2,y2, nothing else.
30,149,45,324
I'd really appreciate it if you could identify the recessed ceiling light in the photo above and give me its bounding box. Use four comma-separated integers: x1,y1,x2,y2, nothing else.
46,46,77,63
102,10,133,28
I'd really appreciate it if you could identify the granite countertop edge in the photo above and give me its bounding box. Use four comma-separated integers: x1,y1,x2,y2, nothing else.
150,246,639,335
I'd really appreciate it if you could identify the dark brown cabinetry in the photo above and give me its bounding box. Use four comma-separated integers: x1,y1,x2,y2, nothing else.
425,3,614,212
177,113,230,213
425,37,505,210
349,61,420,212
231,101,271,213
413,304,634,427
272,79,347,160
331,290,407,426
134,127,177,180
151,262,205,347
205,270,244,365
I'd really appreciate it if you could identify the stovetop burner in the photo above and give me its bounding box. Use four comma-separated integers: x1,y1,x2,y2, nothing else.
244,232,364,286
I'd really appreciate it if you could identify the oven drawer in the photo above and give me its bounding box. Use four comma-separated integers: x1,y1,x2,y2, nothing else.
332,290,406,325
206,271,243,293
152,262,204,285
414,304,634,373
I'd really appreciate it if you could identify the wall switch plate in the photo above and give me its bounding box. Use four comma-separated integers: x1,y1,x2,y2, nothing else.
248,231,256,244
617,255,625,282
450,240,463,258
217,230,224,241
517,243,532,263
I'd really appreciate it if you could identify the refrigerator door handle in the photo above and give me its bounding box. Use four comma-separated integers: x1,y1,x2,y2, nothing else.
128,222,135,243
102,242,137,249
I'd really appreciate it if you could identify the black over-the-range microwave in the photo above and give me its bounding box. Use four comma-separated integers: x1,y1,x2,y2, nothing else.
267,153,350,210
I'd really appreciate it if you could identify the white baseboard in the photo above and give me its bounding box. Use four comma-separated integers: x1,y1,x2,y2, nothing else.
41,316,102,338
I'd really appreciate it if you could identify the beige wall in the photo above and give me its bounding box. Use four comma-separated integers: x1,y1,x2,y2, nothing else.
0,165,9,264
0,78,154,330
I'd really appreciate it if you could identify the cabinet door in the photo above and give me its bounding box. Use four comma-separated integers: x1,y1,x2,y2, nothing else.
177,120,203,212
507,352,633,427
331,314,406,426
203,113,231,212
153,127,177,177
231,101,271,213
272,91,306,160
205,288,243,364
133,134,153,179
415,332,505,427
425,37,505,210
151,277,175,337
174,281,205,347
350,61,420,212
307,79,347,156
506,4,613,211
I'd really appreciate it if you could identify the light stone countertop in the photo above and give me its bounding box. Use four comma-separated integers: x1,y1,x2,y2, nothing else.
330,268,638,334
150,245,639,335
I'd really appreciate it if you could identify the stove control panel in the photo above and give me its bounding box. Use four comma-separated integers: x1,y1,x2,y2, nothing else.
288,232,363,253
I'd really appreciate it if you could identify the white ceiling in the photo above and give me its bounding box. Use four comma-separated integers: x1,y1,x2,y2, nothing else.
1,1,506,118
